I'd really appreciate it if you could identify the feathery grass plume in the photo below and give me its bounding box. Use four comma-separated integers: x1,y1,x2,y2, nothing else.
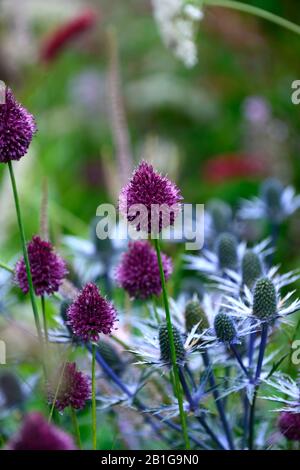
159,322,185,366
214,311,237,344
241,250,263,289
48,362,91,412
184,299,209,334
0,86,36,163
216,232,238,271
67,283,117,342
252,277,277,320
115,240,172,299
15,235,67,296
119,160,182,233
278,412,300,441
6,412,76,450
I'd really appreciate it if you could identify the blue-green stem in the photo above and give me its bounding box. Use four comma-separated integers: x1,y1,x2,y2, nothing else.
154,238,190,450
8,161,43,347
92,343,97,450
203,0,300,36
41,295,49,347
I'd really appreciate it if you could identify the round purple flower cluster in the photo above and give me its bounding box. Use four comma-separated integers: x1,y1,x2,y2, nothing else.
0,87,37,163
115,240,172,299
67,283,117,341
119,161,182,233
49,362,91,412
278,411,300,441
7,412,76,450
15,235,67,296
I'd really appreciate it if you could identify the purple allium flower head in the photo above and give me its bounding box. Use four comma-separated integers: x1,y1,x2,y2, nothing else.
115,241,172,299
119,160,182,233
15,235,67,296
49,362,91,412
67,283,117,341
278,412,300,441
7,412,76,450
0,87,37,163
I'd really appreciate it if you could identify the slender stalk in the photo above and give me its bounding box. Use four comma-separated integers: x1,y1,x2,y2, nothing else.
91,343,97,450
70,408,82,449
178,367,226,450
41,295,49,346
203,0,300,36
248,323,268,450
88,344,206,448
202,351,235,450
48,359,68,423
154,238,190,450
230,344,250,379
0,261,14,274
7,161,43,346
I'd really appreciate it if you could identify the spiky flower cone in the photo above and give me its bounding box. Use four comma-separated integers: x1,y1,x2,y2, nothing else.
159,323,185,366
242,250,263,289
216,233,238,270
208,199,232,233
278,412,300,441
184,299,209,334
214,311,236,343
252,277,277,320
261,178,283,212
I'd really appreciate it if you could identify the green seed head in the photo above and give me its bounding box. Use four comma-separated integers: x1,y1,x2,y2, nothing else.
97,340,124,376
208,199,232,233
261,178,283,213
216,233,238,270
252,277,277,320
214,311,236,343
184,300,209,334
159,323,185,366
242,250,263,289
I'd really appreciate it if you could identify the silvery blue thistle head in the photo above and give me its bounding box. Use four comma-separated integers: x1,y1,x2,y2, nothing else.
214,311,237,344
216,233,238,271
97,340,125,376
208,199,232,234
242,250,263,289
261,178,283,217
252,277,277,320
184,299,209,334
158,323,185,366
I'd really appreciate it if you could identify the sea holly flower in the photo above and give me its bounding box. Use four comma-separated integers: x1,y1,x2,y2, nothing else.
184,298,209,334
0,86,37,163
222,276,300,327
185,234,272,278
48,362,91,412
159,323,186,366
15,235,67,296
239,178,300,223
262,373,300,413
6,412,76,450
119,160,182,234
67,282,117,342
114,240,172,299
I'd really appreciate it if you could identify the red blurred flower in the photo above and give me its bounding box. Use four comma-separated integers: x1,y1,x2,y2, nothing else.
203,153,266,184
40,9,99,63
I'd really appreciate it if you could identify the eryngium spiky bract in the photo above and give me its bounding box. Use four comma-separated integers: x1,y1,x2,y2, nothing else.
208,199,232,233
159,323,185,366
214,311,236,343
0,87,37,163
278,412,300,441
97,341,124,376
185,300,209,333
242,250,263,289
216,233,238,270
252,277,277,320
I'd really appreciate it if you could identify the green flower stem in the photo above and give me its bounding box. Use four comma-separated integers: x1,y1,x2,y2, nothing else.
8,161,43,346
0,261,14,274
41,295,49,347
202,0,300,35
92,343,97,450
70,408,82,450
48,356,68,423
154,238,190,450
